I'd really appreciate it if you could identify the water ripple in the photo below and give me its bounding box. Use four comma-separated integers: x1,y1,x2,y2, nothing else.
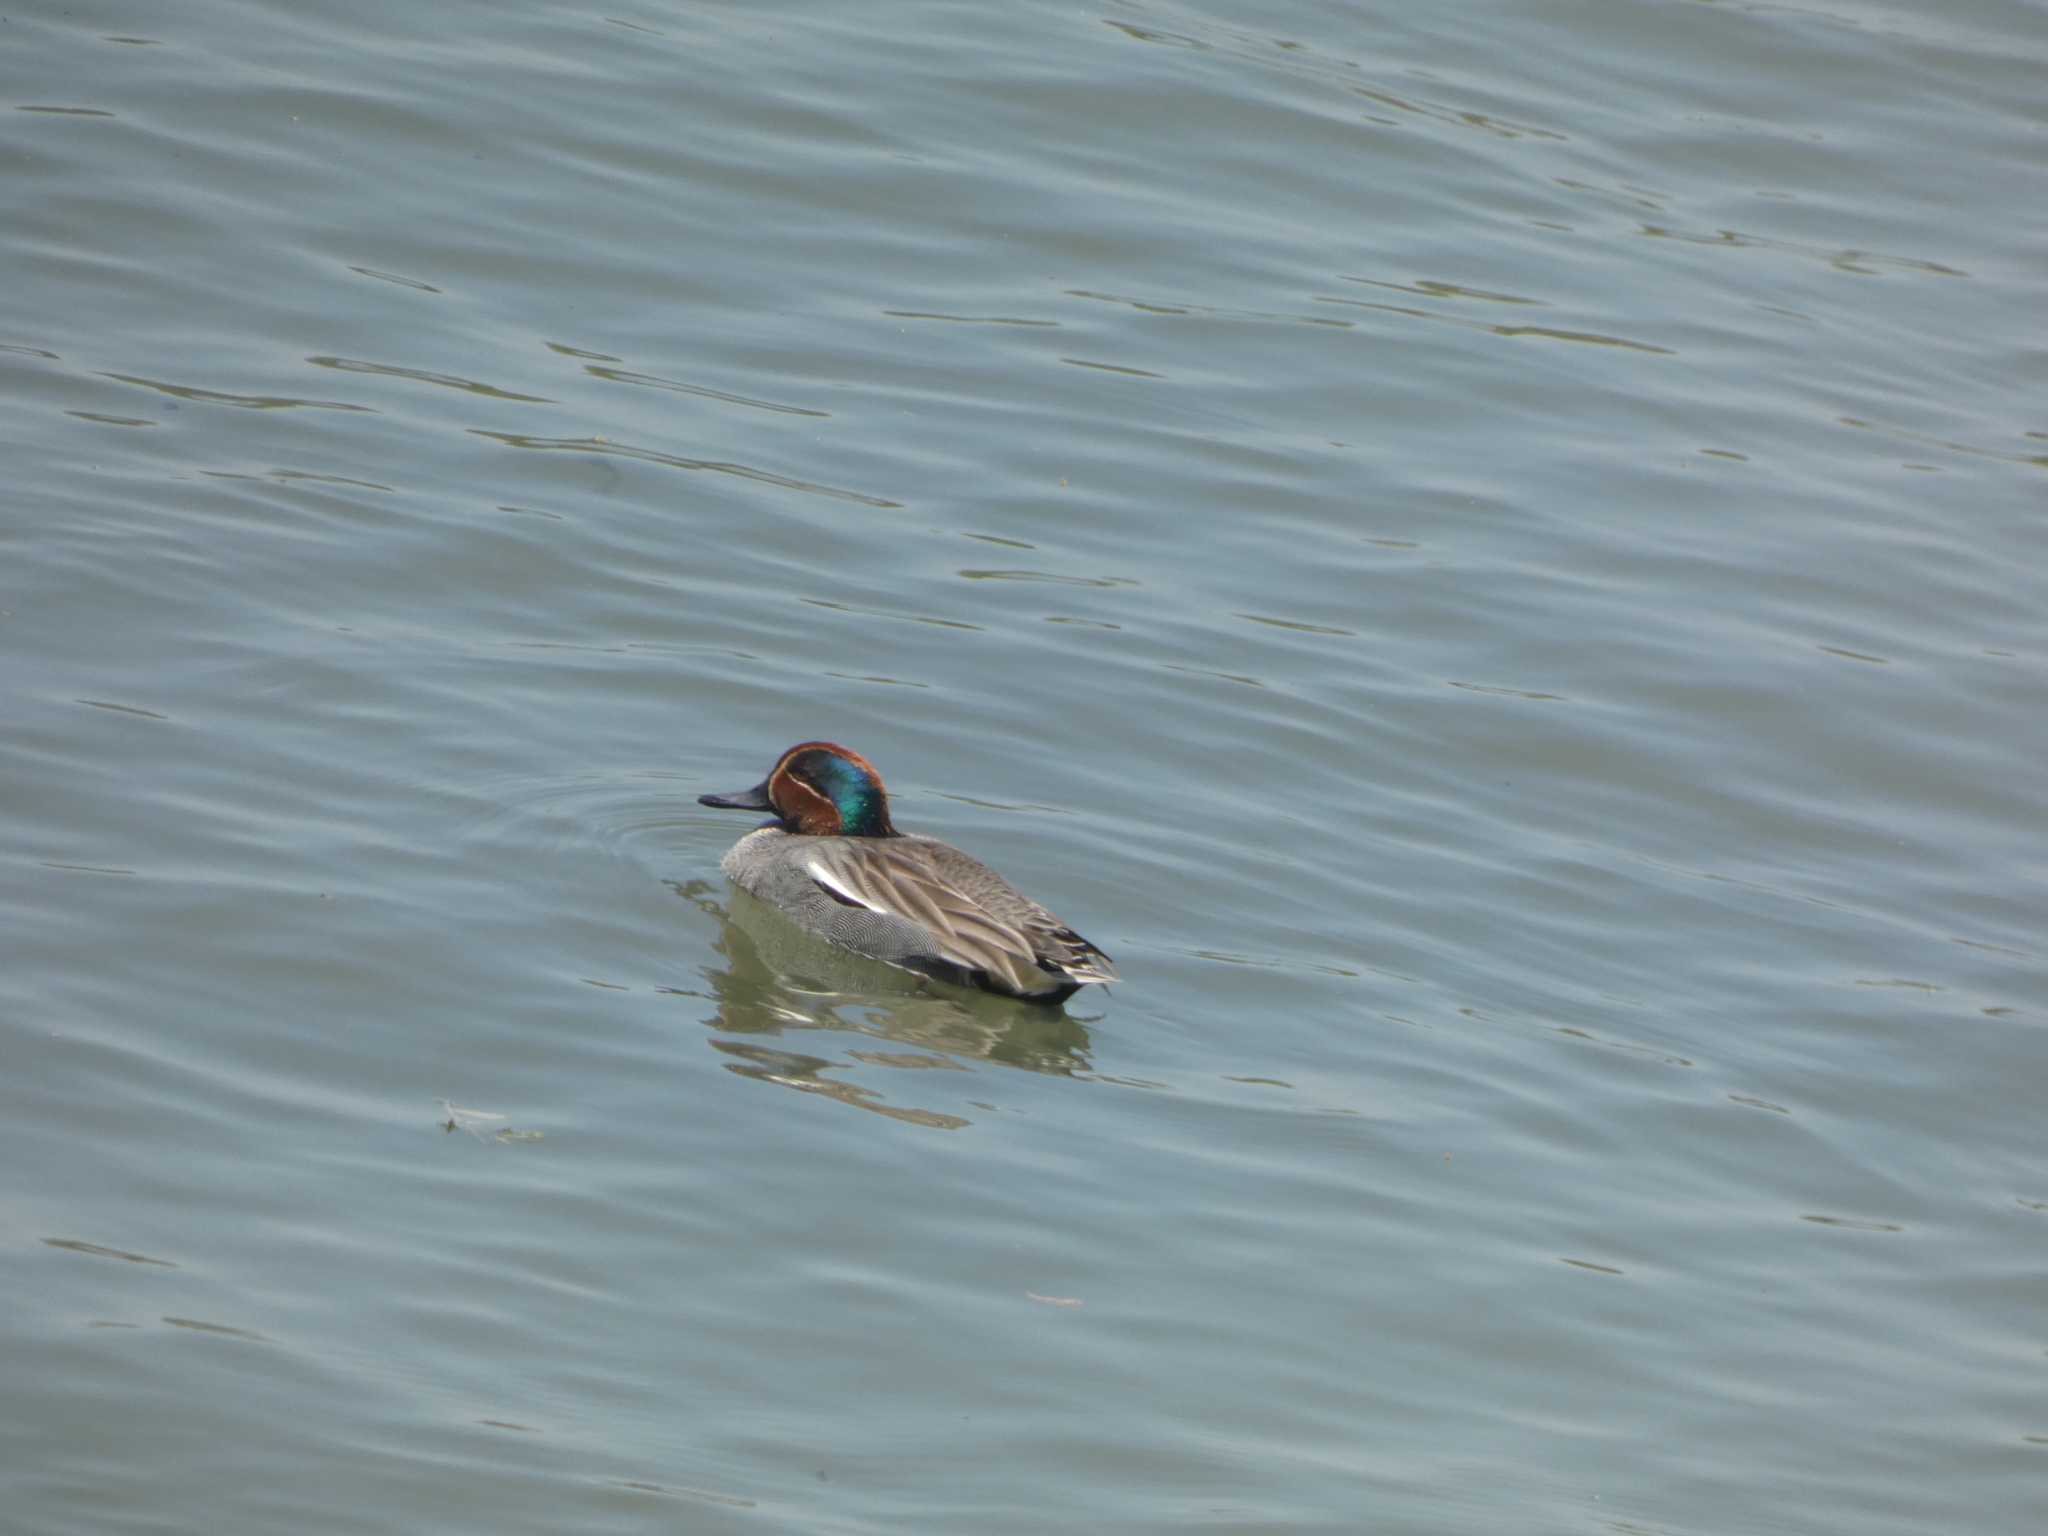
469,431,900,507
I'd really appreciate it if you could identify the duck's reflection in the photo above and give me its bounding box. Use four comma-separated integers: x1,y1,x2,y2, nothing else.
669,881,1094,1128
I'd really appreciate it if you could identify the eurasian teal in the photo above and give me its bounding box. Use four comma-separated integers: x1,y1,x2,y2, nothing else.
699,742,1117,1003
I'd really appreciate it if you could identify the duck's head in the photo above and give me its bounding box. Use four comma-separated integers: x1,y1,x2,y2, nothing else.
699,741,898,838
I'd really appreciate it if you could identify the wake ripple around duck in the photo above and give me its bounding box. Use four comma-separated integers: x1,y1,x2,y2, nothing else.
457,768,709,878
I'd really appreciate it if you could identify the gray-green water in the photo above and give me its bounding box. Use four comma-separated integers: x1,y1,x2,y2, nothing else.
5,2,2045,1530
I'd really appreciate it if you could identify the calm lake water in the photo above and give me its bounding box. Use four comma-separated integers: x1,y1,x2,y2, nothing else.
4,1,2044,1531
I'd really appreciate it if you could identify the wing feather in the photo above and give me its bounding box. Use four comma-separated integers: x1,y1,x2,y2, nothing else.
805,839,1111,993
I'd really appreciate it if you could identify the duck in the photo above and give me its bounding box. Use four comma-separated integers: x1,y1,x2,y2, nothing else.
698,742,1117,1004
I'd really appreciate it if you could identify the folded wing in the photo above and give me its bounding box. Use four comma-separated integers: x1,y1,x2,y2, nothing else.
805,839,1115,995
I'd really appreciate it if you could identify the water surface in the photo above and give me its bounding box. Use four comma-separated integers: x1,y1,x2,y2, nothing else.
4,1,2045,1531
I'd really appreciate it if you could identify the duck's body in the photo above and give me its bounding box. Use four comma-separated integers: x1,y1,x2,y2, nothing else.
700,743,1116,1004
